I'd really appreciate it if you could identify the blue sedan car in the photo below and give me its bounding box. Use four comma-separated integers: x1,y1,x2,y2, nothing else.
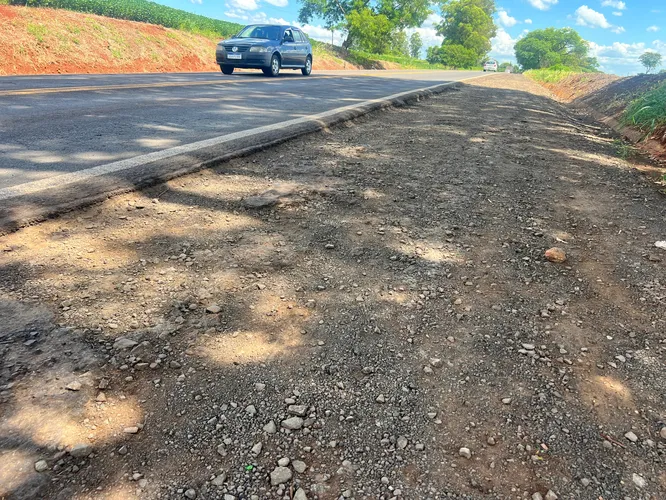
216,25,313,77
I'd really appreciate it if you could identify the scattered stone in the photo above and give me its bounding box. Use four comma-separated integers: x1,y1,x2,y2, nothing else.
206,305,221,314
212,473,226,487
277,457,290,467
660,427,666,440
251,442,263,455
288,404,308,417
34,460,48,472
429,358,443,368
66,381,82,391
69,443,92,458
281,417,304,430
459,447,471,459
501,397,512,405
487,436,496,446
270,467,292,486
397,436,408,450
118,446,128,455
655,240,666,250
96,392,107,402
625,431,638,442
376,394,386,403
263,421,277,434
245,405,257,416
185,488,196,499
124,426,140,434
293,488,308,500
113,337,138,350
522,343,535,350
580,478,590,487
292,460,307,473
545,247,567,263
170,361,182,369
532,493,543,500
545,491,558,500
254,383,266,392
324,243,335,249
632,473,647,489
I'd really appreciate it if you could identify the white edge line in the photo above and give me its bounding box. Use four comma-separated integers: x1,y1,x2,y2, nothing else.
0,74,487,201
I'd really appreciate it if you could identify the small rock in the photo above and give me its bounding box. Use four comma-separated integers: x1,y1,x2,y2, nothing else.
429,358,443,368
293,488,308,500
501,397,512,405
251,442,263,455
397,436,408,450
245,405,257,416
288,404,308,416
655,240,666,250
34,460,48,472
281,417,304,430
206,305,221,314
660,427,666,440
632,473,647,488
532,494,543,500
545,247,566,263
113,337,138,350
292,460,306,473
459,447,472,459
263,420,277,434
277,457,290,467
254,383,266,392
170,361,182,369
212,473,226,486
545,491,558,500
376,394,386,404
96,392,107,402
580,478,590,487
487,436,496,446
118,445,128,455
521,343,535,350
324,243,335,249
270,466,292,486
185,489,196,499
124,426,140,434
69,443,92,458
625,431,638,442
66,381,82,391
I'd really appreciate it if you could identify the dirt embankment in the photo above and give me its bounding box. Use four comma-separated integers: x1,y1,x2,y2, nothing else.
0,5,356,75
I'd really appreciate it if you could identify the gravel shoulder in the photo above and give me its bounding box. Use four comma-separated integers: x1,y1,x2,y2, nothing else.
0,74,664,500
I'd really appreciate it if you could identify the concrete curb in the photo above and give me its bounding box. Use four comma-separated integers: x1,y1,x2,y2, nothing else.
0,74,489,234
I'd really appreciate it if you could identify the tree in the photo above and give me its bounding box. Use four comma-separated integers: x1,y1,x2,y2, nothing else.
639,51,662,74
410,32,423,59
297,0,431,52
514,28,598,71
428,0,497,67
392,31,410,57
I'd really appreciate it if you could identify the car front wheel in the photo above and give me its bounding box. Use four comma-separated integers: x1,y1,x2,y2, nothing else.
221,65,234,75
264,54,280,77
301,56,312,76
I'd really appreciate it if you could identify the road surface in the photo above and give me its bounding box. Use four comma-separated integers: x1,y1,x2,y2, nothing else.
0,70,483,191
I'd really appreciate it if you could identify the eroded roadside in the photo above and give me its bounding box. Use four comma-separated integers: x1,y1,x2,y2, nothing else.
1,74,664,500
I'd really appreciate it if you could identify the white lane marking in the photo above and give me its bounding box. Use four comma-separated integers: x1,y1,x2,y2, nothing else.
0,75,486,201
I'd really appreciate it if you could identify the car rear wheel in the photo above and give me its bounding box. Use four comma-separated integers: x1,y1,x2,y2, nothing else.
301,56,312,76
221,65,234,75
264,54,280,77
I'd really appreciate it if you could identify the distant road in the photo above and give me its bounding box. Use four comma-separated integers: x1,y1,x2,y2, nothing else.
0,70,483,191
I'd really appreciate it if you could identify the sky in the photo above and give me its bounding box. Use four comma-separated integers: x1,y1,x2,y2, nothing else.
156,0,665,75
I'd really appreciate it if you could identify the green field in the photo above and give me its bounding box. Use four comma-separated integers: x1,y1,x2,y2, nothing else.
623,80,666,137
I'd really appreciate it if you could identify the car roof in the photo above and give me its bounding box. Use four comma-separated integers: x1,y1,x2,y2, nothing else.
243,24,300,29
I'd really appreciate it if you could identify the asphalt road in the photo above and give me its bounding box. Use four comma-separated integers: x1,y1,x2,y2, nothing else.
0,70,483,191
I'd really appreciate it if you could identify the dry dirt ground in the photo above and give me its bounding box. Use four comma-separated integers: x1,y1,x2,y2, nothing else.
0,74,665,500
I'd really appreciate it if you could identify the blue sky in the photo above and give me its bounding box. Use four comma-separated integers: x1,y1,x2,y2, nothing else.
157,0,665,75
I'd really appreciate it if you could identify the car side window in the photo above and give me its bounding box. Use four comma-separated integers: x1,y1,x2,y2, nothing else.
284,29,294,43
294,31,304,43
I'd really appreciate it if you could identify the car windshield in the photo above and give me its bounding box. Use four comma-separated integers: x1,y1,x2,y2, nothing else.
236,26,281,40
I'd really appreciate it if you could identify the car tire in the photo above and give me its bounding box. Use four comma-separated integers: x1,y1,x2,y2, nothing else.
265,54,280,77
221,65,234,75
301,56,312,76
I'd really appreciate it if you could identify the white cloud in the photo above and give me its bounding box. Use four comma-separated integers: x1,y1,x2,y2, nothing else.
524,19,533,24
224,9,249,20
527,0,558,11
612,11,622,16
611,26,625,34
497,10,518,28
654,40,666,52
404,13,444,57
588,40,649,74
264,0,288,6
647,26,660,32
601,0,626,10
300,24,345,45
190,0,203,4
489,27,528,59
226,0,259,11
575,6,612,28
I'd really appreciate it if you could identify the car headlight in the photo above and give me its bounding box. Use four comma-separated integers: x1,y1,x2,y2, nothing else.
249,46,269,53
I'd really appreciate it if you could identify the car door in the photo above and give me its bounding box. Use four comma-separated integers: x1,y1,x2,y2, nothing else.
281,29,297,66
293,30,308,66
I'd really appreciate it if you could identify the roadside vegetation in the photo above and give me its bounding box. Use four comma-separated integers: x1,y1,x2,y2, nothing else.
623,79,666,138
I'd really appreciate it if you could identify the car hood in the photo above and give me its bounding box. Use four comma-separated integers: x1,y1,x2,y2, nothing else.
219,38,275,45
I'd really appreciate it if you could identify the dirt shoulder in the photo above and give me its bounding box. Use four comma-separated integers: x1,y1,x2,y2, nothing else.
1,74,665,500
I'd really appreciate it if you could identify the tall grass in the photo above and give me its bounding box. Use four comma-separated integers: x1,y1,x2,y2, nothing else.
622,80,666,135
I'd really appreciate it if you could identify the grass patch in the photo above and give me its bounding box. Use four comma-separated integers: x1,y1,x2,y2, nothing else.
525,69,576,84
27,22,48,43
622,80,666,136
350,50,448,70
612,139,636,160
